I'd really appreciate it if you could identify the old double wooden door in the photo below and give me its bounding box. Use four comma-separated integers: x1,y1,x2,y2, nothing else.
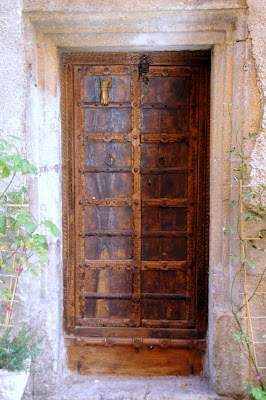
62,52,210,375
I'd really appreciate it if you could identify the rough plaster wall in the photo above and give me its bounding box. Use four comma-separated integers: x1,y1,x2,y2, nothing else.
245,0,266,380
247,0,266,183
0,0,63,397
22,32,63,400
0,0,265,399
0,0,25,138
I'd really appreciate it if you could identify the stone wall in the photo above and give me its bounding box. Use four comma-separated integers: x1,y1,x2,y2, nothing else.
0,1,265,398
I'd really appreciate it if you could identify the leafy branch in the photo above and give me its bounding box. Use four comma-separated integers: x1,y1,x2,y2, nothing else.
224,104,266,397
0,134,59,334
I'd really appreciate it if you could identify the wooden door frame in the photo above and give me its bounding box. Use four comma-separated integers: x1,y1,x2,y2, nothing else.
61,51,210,351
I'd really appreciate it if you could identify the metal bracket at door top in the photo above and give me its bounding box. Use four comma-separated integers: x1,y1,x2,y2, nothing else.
139,54,149,76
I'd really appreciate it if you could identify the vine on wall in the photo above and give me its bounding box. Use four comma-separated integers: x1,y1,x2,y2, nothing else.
224,105,266,399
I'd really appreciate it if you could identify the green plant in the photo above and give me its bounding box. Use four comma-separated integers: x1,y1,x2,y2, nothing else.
246,386,266,400
0,133,58,337
223,104,266,397
0,326,42,372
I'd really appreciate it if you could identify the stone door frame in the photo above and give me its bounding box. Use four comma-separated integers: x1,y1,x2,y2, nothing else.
23,3,261,395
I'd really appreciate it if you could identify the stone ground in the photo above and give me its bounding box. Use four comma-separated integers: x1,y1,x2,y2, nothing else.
44,375,235,400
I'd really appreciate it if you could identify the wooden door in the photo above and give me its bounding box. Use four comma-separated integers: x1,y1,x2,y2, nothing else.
62,52,210,375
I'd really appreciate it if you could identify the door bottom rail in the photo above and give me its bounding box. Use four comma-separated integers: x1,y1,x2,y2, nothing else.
65,336,206,350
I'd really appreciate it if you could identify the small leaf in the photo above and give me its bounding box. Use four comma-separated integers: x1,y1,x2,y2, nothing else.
24,221,37,235
1,166,10,178
30,269,39,278
28,164,37,174
17,214,27,224
8,135,23,141
22,261,29,271
244,193,255,199
6,264,13,272
22,186,28,195
242,258,256,268
0,216,7,235
19,159,29,175
1,244,10,251
40,255,49,264
16,195,23,204
10,165,20,172
228,224,235,233
230,254,240,263
41,220,59,237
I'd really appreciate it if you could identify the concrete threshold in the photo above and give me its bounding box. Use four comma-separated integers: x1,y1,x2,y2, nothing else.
45,375,234,400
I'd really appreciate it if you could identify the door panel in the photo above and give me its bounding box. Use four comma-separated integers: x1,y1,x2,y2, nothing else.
62,51,210,375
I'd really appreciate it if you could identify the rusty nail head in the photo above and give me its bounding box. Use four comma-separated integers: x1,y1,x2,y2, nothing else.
134,232,138,237
189,201,194,206
125,67,128,72
87,136,90,140
86,67,90,72
79,295,82,300
189,232,193,237
79,264,83,268
124,135,128,140
134,102,137,107
163,200,167,205
106,200,110,204
144,136,148,141
162,136,167,141
133,69,137,74
190,169,194,173
106,264,110,267
163,264,167,268
144,265,148,268
134,168,138,172
77,102,81,107
164,69,168,74
77,135,81,139
78,168,83,172
79,200,83,205
188,264,193,269
79,232,83,236
134,264,138,269
133,135,137,139
149,345,153,350
78,68,82,73
104,67,108,72
85,263,89,267
134,200,138,205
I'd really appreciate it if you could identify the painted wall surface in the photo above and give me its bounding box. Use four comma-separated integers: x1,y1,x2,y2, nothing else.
0,1,265,399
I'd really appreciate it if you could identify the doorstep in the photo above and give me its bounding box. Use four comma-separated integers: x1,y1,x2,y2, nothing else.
39,375,234,400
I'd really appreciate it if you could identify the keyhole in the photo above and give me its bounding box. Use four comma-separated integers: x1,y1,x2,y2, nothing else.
148,179,152,187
